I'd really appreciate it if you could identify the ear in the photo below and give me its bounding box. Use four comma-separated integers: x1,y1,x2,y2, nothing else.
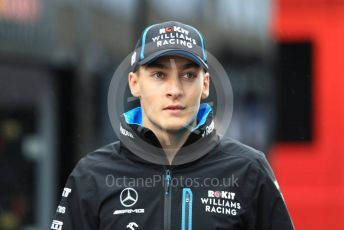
128,72,140,97
201,72,210,99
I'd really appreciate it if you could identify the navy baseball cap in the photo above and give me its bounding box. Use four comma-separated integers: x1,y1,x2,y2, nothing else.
130,21,208,71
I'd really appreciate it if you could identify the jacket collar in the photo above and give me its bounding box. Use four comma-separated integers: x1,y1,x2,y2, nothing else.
118,103,219,165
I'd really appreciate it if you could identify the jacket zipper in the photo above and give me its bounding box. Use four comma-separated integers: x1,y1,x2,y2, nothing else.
181,188,193,230
164,169,172,230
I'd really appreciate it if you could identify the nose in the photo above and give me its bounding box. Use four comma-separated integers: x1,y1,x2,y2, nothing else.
166,76,183,99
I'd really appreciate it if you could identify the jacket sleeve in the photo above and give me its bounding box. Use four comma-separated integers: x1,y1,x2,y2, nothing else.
248,152,294,230
50,158,98,230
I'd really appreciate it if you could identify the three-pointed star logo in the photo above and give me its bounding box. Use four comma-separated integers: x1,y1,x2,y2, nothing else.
120,188,138,207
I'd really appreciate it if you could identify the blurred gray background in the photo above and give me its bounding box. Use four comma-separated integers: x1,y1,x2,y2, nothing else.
0,0,314,229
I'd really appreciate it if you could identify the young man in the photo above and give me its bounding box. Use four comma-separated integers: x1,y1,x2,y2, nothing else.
51,21,294,230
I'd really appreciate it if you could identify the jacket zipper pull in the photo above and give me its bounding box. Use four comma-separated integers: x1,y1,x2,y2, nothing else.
181,188,193,230
185,192,190,203
165,169,171,195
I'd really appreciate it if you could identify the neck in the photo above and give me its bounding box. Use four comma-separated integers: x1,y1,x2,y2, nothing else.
144,120,197,164
158,129,192,164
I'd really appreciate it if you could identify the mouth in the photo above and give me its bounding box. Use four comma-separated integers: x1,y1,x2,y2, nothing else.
163,105,186,110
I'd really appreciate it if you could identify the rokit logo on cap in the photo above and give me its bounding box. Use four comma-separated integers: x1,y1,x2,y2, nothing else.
151,26,197,49
159,26,189,35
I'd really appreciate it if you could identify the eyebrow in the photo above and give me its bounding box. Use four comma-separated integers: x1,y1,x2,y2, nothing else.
145,61,201,70
144,62,167,69
182,62,201,70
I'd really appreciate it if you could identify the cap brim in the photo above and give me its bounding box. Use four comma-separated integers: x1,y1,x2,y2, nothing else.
138,49,208,70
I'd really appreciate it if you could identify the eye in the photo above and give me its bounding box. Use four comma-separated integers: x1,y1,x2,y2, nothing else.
182,72,197,80
151,71,165,79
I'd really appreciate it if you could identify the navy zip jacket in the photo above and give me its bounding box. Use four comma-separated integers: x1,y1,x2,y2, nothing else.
51,103,294,230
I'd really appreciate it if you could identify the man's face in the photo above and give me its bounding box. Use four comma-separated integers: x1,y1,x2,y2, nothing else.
128,55,210,133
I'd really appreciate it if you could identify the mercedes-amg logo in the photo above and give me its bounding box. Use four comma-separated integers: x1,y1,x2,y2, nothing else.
120,188,138,207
